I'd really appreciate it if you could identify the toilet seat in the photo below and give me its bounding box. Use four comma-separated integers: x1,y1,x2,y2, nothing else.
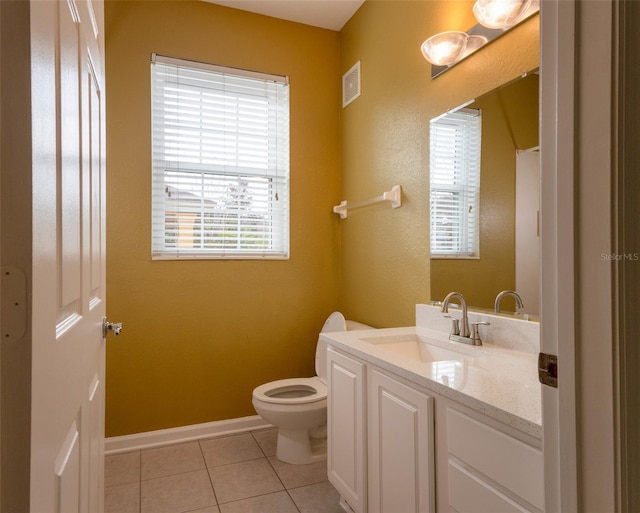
252,377,327,405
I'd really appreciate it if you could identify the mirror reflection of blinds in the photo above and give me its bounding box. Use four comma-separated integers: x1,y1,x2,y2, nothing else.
150,54,290,259
429,108,481,257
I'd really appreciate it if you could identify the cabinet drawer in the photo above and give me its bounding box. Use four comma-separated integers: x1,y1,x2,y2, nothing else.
449,461,535,513
447,408,543,510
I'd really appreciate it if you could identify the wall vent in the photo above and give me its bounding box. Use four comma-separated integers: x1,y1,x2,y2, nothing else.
342,61,361,108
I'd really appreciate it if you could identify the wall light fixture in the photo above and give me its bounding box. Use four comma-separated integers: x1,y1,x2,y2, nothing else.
422,0,539,78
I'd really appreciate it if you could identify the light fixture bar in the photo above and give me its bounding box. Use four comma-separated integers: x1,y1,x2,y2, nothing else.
426,0,539,79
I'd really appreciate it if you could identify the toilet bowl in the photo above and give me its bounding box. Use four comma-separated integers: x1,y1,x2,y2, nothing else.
252,312,372,465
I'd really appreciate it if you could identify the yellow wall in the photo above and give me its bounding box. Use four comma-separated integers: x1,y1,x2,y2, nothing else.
339,1,539,324
105,0,341,436
431,74,539,309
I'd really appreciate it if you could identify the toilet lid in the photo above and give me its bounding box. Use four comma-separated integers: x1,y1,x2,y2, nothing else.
321,312,346,333
316,312,347,380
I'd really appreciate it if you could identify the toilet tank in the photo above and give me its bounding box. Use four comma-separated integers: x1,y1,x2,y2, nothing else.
315,312,374,382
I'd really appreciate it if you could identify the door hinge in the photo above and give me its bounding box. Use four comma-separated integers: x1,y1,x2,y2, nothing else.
538,352,558,388
1,267,27,342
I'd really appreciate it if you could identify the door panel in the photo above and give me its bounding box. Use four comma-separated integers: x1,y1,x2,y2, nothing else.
54,421,81,513
87,373,105,513
88,54,103,299
30,0,106,511
59,0,82,318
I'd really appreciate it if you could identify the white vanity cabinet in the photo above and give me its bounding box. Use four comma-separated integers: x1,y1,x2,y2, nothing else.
326,342,543,513
327,347,367,513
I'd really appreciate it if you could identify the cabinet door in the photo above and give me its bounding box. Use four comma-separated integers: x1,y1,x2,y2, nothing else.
447,408,543,512
327,347,367,513
368,368,435,513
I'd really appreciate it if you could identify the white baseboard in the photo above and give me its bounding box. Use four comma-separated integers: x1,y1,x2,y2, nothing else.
105,415,273,455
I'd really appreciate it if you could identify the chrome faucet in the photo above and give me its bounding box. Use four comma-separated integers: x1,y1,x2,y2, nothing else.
494,290,524,314
441,292,470,338
441,292,489,346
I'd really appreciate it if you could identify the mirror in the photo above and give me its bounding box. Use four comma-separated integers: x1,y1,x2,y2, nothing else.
430,71,540,317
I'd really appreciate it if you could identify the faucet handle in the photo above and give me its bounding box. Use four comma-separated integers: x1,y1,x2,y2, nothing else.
443,315,460,336
469,321,490,346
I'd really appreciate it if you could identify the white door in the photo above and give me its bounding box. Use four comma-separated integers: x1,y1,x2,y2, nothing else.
30,0,107,511
539,0,578,510
540,0,617,511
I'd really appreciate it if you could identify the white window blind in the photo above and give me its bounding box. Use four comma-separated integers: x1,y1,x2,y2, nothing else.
151,54,290,259
429,108,481,258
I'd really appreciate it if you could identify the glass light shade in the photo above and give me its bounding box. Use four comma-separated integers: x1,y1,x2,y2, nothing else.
461,35,488,58
472,0,531,30
421,31,468,66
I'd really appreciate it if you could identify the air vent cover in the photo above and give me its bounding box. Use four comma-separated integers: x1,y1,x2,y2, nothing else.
342,61,361,108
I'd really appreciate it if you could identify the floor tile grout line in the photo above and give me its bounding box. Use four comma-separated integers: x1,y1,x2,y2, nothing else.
260,442,303,512
285,489,304,513
139,465,209,482
137,450,142,513
263,445,287,488
203,455,269,472
214,488,302,511
197,438,221,510
249,429,270,459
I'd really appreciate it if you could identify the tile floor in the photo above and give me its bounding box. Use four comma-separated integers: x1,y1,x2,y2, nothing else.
105,428,344,513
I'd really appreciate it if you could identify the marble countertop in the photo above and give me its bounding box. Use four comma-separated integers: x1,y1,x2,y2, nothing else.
320,325,542,439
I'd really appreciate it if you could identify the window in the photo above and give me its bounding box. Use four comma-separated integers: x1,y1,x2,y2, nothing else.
151,54,290,259
429,108,481,258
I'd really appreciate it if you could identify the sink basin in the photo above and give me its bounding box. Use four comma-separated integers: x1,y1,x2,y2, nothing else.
360,333,479,363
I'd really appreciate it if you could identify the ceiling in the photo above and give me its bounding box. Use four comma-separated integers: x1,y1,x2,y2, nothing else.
202,0,365,31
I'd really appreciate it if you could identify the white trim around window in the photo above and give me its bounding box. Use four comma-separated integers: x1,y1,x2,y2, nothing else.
150,54,290,260
429,107,481,259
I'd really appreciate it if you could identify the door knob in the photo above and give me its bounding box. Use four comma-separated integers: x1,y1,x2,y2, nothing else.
103,317,123,337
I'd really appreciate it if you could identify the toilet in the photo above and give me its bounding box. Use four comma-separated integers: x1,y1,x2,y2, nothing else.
252,312,372,465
